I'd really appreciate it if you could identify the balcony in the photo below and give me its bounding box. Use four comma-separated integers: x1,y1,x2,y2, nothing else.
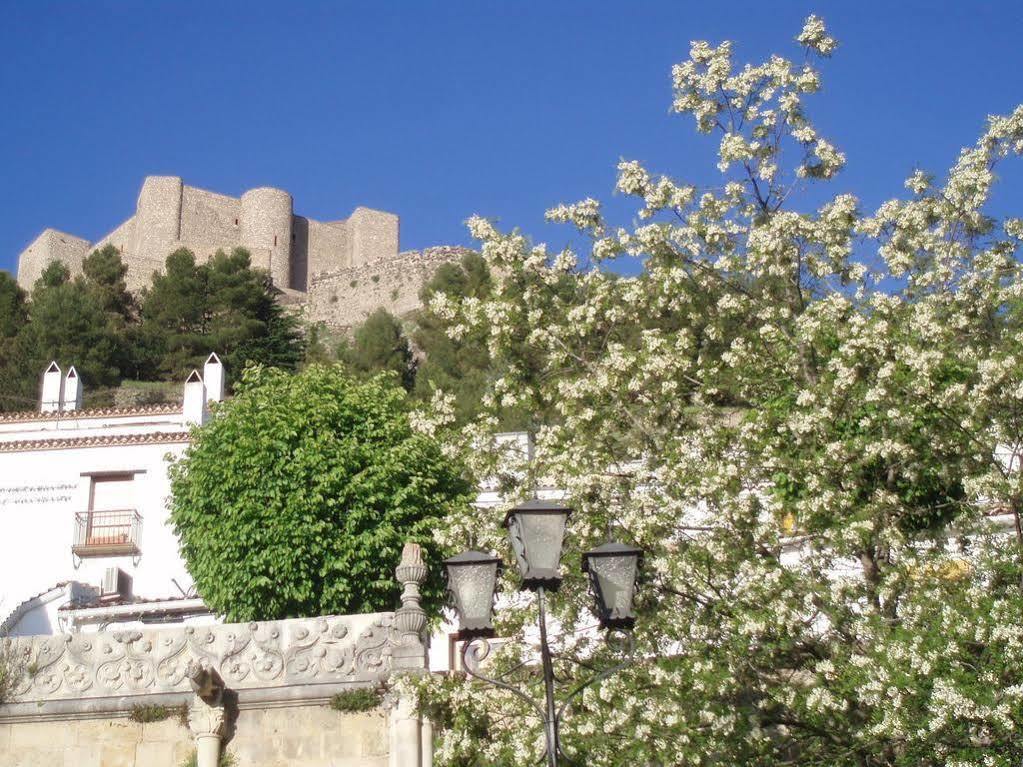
72,510,142,558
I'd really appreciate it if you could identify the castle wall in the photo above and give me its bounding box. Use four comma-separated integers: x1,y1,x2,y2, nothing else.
178,186,240,253
132,176,183,263
92,216,136,255
14,177,411,305
348,208,399,267
15,229,90,288
305,219,350,281
305,246,464,329
240,187,293,288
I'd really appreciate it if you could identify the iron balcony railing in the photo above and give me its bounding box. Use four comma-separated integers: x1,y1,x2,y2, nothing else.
72,510,142,557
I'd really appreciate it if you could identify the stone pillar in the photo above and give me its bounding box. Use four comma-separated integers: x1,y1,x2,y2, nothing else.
420,716,434,767
188,695,226,767
391,694,422,767
186,660,226,767
390,542,430,767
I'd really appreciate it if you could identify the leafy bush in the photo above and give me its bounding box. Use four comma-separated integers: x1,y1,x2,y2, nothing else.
169,364,471,621
329,687,383,712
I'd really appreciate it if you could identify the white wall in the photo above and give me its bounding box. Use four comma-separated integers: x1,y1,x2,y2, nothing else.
0,441,193,627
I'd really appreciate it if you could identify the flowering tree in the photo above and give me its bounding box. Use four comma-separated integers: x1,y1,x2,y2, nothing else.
412,16,1023,767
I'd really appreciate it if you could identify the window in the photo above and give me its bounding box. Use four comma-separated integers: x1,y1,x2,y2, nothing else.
72,474,141,558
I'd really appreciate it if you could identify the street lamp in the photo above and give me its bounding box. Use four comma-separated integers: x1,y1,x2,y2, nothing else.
444,499,642,767
504,499,572,590
581,542,643,631
442,550,501,639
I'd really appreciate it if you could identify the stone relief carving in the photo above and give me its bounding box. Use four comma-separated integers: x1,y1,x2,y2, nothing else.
4,612,398,703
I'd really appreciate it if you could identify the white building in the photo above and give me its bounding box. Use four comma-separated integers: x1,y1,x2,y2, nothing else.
0,359,541,674
0,356,225,636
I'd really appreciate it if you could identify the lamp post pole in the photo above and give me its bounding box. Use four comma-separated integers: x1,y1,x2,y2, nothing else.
536,585,559,767
444,499,644,767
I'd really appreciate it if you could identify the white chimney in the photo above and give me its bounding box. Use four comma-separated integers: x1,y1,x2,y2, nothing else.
40,361,63,413
203,353,225,403
63,366,83,411
183,369,207,425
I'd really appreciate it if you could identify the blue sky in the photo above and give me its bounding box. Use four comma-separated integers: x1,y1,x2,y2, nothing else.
1,1,1022,278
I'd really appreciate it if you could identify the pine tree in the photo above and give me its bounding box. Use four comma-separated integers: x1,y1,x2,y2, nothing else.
338,308,415,391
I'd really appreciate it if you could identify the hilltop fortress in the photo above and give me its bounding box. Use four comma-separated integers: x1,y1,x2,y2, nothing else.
16,175,463,328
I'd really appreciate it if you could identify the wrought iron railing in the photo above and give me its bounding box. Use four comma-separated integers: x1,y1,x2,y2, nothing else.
72,510,142,557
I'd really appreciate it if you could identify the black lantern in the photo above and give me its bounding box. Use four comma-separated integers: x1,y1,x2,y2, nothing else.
444,550,502,639
581,542,643,630
504,499,572,591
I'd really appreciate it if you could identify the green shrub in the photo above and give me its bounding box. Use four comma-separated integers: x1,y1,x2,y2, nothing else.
329,687,383,713
129,703,186,723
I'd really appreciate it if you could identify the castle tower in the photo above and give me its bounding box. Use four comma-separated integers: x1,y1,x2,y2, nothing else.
132,176,183,261
240,187,293,289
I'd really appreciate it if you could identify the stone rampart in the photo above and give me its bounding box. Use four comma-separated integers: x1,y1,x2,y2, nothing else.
16,230,90,288
306,246,468,329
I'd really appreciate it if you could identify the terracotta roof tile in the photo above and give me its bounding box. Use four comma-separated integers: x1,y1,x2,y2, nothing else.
0,431,191,453
0,403,182,424
59,593,207,611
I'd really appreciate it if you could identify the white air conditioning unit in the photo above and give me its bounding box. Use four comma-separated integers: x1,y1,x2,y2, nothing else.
102,567,133,599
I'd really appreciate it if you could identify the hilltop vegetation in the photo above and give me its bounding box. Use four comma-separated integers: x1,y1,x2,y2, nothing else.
0,245,303,410
0,244,548,422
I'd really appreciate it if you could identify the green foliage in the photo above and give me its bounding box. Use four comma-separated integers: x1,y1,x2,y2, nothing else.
329,687,383,712
128,703,186,724
0,244,303,411
0,271,27,339
140,247,304,380
169,364,472,621
82,244,135,321
337,308,415,391
412,253,496,425
13,260,124,391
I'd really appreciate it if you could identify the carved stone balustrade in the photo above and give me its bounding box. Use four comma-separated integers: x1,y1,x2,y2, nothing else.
3,612,398,705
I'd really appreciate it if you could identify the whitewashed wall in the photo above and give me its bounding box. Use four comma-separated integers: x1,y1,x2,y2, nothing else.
0,438,194,634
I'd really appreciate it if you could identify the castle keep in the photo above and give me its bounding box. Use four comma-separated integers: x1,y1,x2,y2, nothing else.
16,176,462,328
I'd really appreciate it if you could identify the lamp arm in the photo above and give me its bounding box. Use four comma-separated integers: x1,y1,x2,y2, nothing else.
554,631,635,725
461,637,549,724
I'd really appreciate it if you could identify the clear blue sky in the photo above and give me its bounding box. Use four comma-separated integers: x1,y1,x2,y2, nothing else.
1,1,1022,278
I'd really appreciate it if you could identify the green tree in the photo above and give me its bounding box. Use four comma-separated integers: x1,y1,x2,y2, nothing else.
140,247,304,380
168,364,472,621
412,253,496,424
0,271,29,411
338,308,415,391
82,244,135,321
11,261,124,397
0,271,27,339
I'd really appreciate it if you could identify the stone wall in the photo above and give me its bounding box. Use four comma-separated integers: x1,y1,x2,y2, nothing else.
0,543,433,767
13,177,461,323
0,705,388,767
16,229,90,288
306,246,468,329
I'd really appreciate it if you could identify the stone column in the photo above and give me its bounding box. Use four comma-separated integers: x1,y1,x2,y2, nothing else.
390,542,430,767
188,695,226,767
186,660,226,767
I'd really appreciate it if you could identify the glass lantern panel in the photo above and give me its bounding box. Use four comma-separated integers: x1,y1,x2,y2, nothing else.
522,513,568,572
591,555,637,618
450,563,497,624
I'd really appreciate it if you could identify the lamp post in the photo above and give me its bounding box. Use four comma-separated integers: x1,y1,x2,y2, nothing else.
443,499,642,767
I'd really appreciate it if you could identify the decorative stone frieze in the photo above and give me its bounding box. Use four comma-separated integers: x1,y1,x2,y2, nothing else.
4,612,397,703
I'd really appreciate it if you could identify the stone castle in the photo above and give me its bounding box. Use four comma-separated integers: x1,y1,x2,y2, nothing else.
16,176,464,328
